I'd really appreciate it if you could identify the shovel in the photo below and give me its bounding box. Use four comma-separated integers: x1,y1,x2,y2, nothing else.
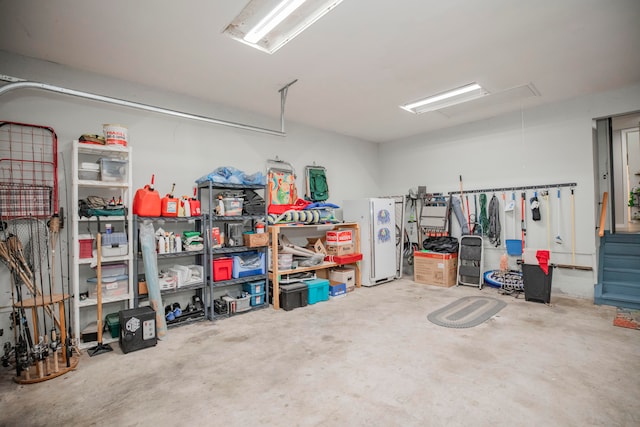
88,233,113,357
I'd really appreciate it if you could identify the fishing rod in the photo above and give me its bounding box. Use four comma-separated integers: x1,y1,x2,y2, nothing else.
60,153,74,367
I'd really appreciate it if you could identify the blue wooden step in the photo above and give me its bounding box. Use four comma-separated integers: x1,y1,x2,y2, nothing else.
602,266,640,283
602,254,640,269
598,280,640,297
594,286,640,310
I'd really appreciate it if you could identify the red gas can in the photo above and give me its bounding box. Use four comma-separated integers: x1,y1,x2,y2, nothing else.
161,183,179,217
190,187,201,216
133,175,161,217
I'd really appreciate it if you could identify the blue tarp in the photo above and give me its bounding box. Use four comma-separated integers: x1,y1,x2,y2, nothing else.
196,166,266,186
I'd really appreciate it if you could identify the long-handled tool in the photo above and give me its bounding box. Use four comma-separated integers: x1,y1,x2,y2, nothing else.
554,189,563,244
521,192,527,252
87,233,112,357
570,187,576,264
542,191,551,249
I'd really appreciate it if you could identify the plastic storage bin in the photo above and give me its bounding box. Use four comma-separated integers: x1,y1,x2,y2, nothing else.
212,257,233,282
522,263,553,303
105,312,120,338
87,274,129,299
305,278,329,304
101,232,128,257
96,262,127,277
249,292,266,306
242,280,266,295
270,282,308,311
223,197,243,216
99,158,128,182
79,162,100,180
235,294,251,312
232,252,265,278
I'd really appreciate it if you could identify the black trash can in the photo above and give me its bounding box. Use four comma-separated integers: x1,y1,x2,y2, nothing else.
522,263,553,303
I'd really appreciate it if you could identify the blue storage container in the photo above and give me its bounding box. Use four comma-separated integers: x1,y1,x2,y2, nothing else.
305,278,329,304
242,280,266,295
232,252,265,278
249,292,266,306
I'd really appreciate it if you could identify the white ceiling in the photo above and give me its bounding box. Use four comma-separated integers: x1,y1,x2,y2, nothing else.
1,0,639,143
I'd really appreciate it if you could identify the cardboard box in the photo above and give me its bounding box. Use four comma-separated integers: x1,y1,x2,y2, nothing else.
326,243,355,256
413,251,458,287
243,232,269,247
329,268,355,291
306,238,327,255
329,280,347,298
326,229,353,245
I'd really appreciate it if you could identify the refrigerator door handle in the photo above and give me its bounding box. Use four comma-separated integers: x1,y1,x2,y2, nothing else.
369,200,376,279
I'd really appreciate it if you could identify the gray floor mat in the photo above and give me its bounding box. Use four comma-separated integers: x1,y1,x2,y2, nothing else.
427,296,507,328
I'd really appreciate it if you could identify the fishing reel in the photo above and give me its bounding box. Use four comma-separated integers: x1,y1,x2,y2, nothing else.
32,337,48,361
1,342,13,367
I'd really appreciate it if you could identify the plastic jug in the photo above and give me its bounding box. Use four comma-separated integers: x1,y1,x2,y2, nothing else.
133,174,161,217
161,183,179,217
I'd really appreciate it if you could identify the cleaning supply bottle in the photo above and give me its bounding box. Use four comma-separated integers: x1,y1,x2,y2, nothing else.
158,235,166,254
161,183,179,217
133,174,161,217
190,187,201,216
181,196,191,217
175,234,182,253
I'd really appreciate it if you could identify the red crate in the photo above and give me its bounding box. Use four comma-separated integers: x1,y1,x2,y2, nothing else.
79,236,94,259
213,257,233,282
324,253,363,264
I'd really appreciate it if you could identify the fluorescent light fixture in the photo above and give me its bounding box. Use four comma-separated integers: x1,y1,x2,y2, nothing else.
400,83,488,114
224,0,344,54
244,0,307,44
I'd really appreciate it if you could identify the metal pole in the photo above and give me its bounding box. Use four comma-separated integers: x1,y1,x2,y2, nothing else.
0,75,286,137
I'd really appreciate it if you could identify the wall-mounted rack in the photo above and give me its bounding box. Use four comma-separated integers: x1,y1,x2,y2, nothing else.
448,182,577,195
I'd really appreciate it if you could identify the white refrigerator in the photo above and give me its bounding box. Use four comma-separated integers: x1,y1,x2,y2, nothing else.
342,198,397,286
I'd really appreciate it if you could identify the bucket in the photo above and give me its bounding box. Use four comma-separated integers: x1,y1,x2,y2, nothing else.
506,239,523,256
103,124,128,146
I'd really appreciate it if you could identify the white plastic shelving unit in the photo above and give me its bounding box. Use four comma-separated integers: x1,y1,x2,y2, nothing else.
71,140,133,348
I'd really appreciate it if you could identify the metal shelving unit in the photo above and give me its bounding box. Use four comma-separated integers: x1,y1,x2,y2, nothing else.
198,181,268,320
71,140,133,349
132,215,207,327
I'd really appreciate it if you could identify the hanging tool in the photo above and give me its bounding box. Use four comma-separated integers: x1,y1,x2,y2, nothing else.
555,189,563,244
459,175,466,218
521,192,527,252
87,233,113,357
542,191,551,249
570,187,576,264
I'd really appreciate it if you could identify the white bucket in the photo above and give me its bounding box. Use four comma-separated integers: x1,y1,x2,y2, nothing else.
103,124,128,146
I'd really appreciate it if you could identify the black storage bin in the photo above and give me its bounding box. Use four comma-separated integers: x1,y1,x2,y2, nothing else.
522,263,553,303
119,306,157,353
270,282,308,311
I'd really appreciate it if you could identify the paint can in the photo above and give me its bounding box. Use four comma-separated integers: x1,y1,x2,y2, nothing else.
103,124,128,146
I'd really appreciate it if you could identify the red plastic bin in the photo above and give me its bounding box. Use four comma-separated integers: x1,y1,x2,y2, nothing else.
78,235,94,259
213,257,233,282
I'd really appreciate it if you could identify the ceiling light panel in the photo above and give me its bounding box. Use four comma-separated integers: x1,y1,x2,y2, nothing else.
224,0,344,54
401,83,488,114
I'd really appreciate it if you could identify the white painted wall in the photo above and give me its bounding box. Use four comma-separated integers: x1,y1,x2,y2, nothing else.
378,84,640,298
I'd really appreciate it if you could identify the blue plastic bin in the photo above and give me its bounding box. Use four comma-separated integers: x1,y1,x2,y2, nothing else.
242,280,266,295
249,292,266,306
232,252,265,278
305,278,329,304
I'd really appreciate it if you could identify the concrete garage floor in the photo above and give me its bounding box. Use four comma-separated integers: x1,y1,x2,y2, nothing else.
1,278,639,427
